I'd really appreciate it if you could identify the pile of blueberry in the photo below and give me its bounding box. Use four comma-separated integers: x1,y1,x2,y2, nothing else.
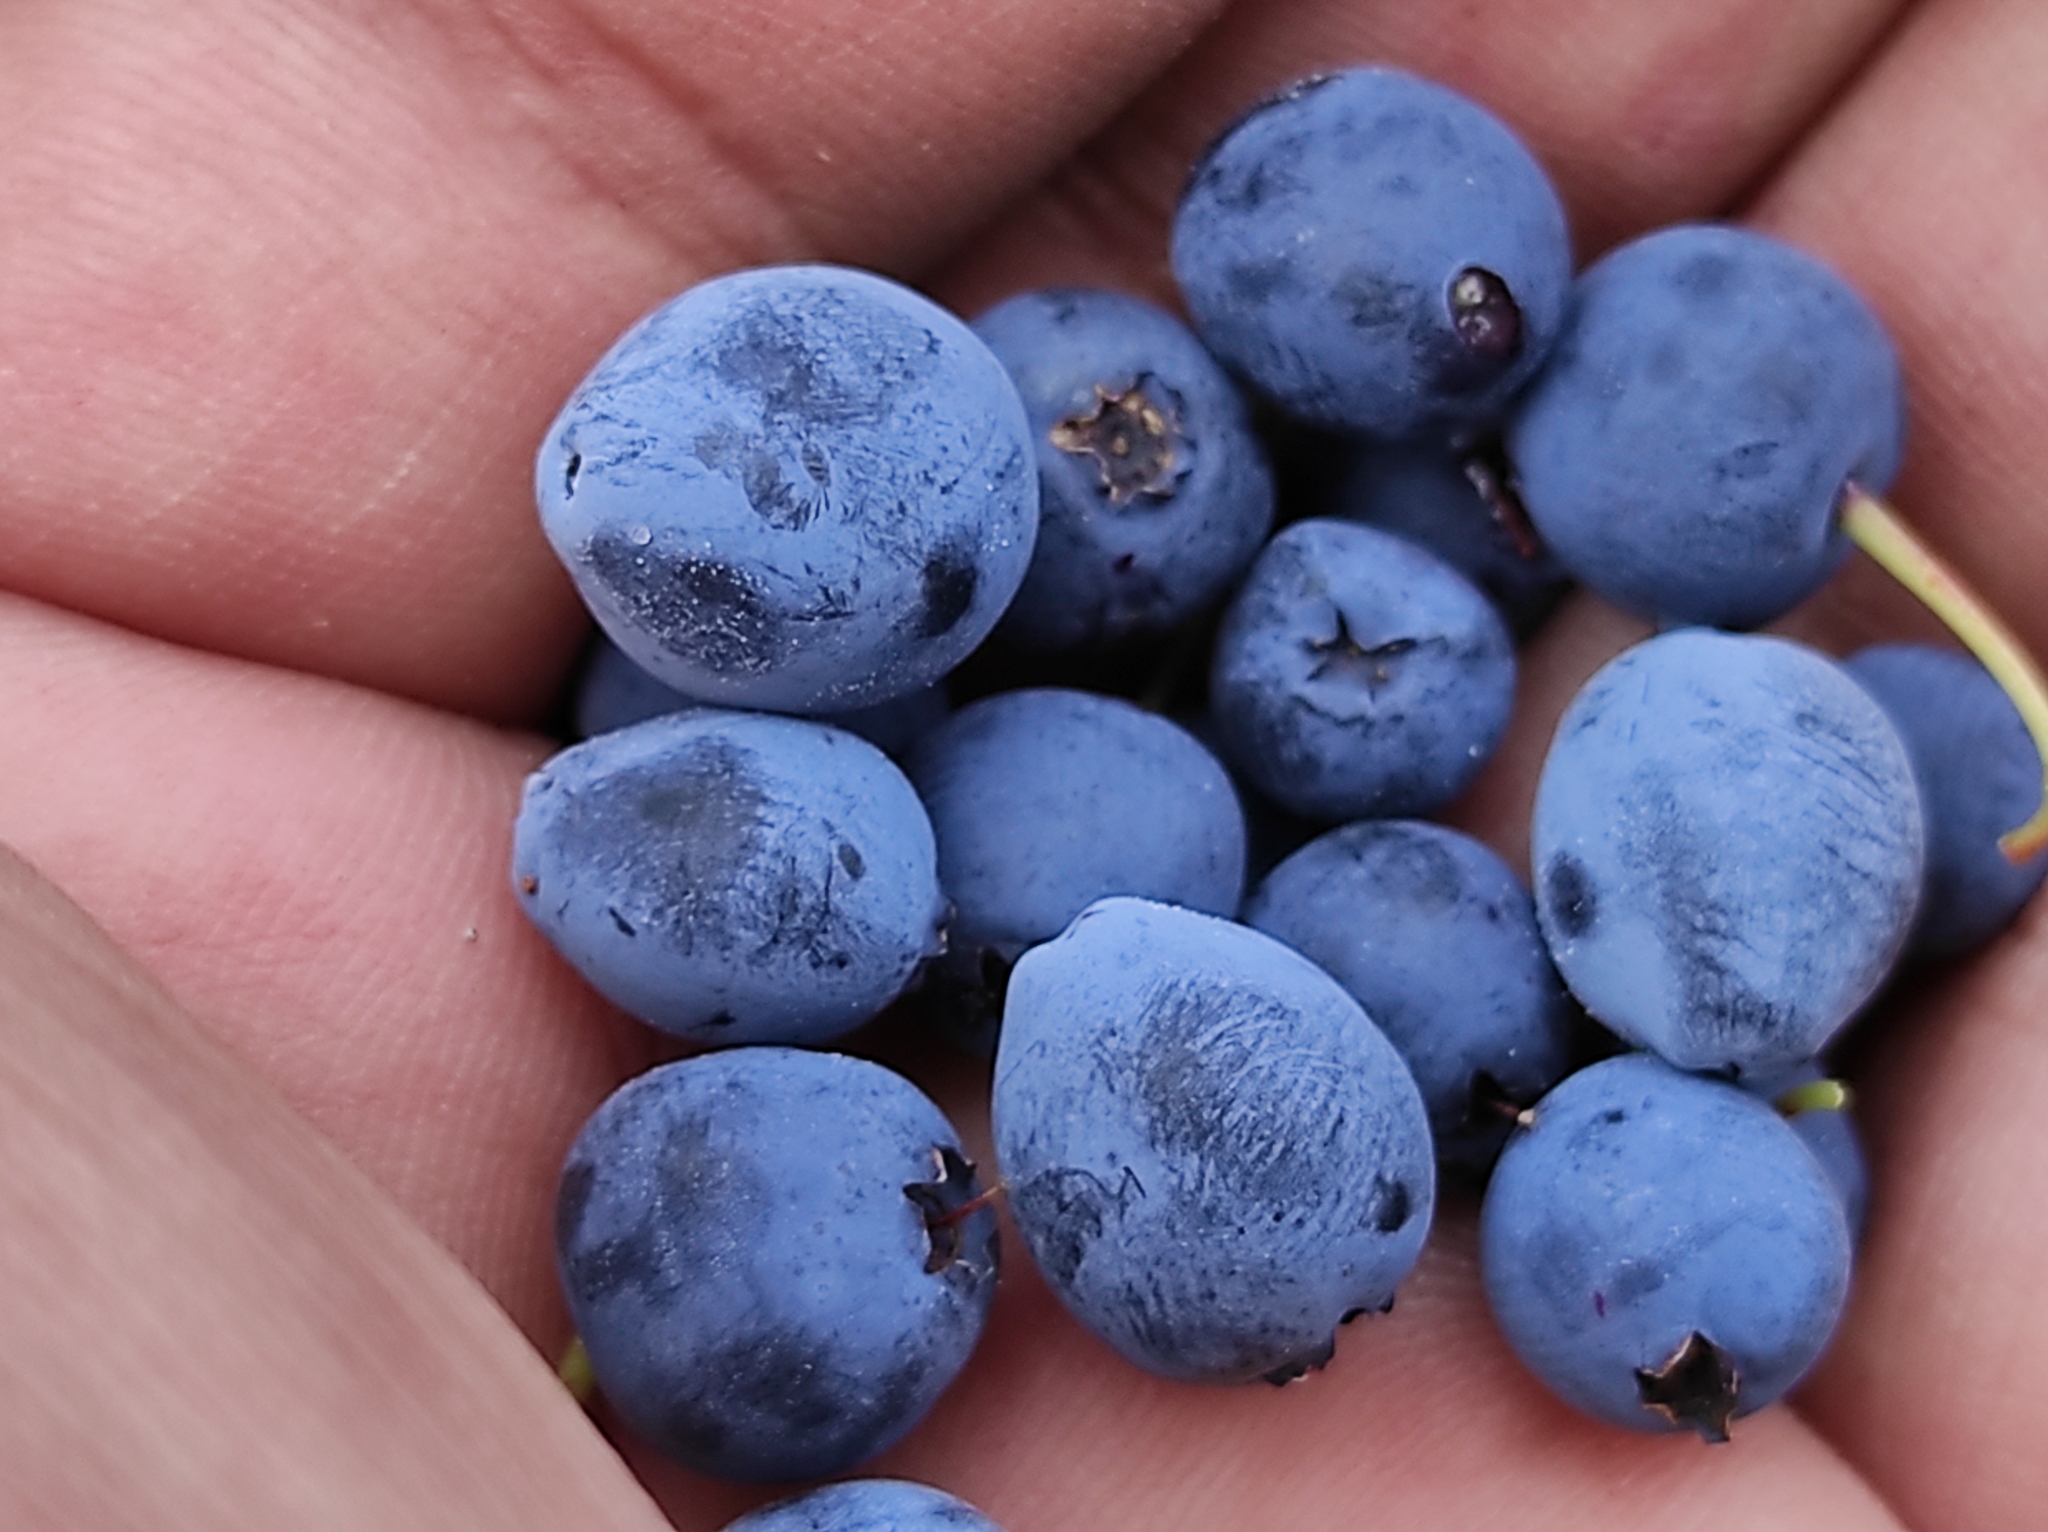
514,65,2048,1528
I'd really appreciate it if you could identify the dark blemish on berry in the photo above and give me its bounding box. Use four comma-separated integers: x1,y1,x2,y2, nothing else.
705,1011,736,1028
1112,551,1137,573
608,905,637,937
1368,1174,1412,1235
917,551,978,639
837,843,865,879
1674,253,1736,299
584,537,788,679
1545,853,1598,939
563,452,582,498
1593,1290,1607,1317
1601,1108,1627,1125
1011,1166,1138,1288
520,874,540,896
1333,268,1417,333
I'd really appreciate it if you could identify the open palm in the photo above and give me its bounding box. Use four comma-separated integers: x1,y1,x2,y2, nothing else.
4,0,2044,1527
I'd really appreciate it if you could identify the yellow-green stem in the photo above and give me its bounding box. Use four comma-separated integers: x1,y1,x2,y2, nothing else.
1774,1077,1851,1116
557,1335,597,1405
1839,486,2048,862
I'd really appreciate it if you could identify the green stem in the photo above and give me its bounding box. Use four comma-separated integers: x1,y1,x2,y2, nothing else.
1839,486,2048,862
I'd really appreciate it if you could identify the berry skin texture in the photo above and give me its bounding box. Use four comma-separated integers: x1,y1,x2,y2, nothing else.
556,1050,999,1483
512,710,945,1045
992,897,1436,1385
1209,518,1516,822
1507,223,1905,630
1480,1053,1853,1442
1846,643,2048,959
721,1479,1004,1531
536,263,1038,713
1243,819,1576,1169
1531,629,1923,1076
905,687,1246,1018
1171,68,1571,438
971,287,1275,650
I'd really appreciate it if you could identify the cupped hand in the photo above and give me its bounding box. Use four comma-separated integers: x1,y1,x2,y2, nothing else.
4,0,2045,1527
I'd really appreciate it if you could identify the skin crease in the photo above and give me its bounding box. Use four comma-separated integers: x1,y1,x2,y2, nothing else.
9,0,2048,1528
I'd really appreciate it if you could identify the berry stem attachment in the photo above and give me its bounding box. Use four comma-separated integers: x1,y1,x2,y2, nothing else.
1774,1078,1851,1116
1839,485,2048,862
557,1335,597,1405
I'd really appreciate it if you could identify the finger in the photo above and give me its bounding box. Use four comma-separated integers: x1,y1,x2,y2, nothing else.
1728,3,2048,1524
0,591,652,1341
0,847,677,1532
931,0,1907,312
0,0,1225,718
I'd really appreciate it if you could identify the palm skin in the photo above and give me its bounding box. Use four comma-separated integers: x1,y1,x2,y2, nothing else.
2,0,2046,1527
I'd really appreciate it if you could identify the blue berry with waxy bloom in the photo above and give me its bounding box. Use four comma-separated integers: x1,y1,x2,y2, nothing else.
1171,67,1571,438
1243,819,1576,1169
1747,1062,1871,1244
1507,223,1905,630
905,688,1245,1052
993,897,1435,1385
513,710,945,1045
1532,629,1923,1076
557,1049,998,1483
720,1479,1004,1532
1846,642,2048,959
971,287,1275,651
537,263,1038,713
1209,518,1516,822
1480,1053,1853,1441
573,632,949,758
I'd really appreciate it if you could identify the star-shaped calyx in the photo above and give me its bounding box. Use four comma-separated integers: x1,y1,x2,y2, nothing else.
1304,608,1418,692
1635,1330,1740,1442
1050,377,1188,505
903,1145,1001,1275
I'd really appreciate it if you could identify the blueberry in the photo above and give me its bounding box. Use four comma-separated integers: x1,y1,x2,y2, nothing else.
557,1049,998,1482
1171,68,1571,438
1507,224,1905,629
905,689,1246,1050
574,632,949,757
1480,1053,1853,1440
992,897,1435,1384
1531,629,1922,1075
1846,643,2048,958
721,1479,1002,1531
1318,437,1573,640
970,287,1275,649
537,264,1038,712
1208,518,1516,822
1243,820,1576,1169
1746,1062,1871,1243
513,709,945,1044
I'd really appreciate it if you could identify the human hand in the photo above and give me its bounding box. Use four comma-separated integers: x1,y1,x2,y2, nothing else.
2,0,2043,1527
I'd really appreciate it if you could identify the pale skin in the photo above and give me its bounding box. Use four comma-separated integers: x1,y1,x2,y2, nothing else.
2,0,2046,1526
